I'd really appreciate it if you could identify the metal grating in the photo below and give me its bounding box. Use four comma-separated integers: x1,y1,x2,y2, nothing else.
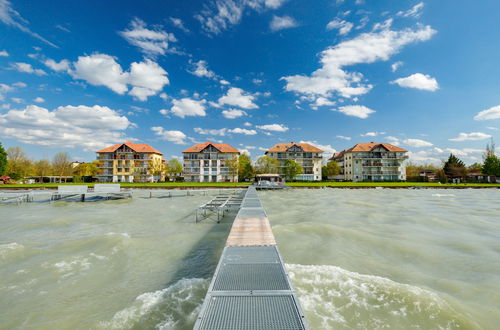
213,263,290,291
223,246,281,263
197,295,304,330
241,199,262,208
237,207,267,219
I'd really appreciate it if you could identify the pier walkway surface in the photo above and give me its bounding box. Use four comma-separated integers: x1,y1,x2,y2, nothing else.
194,186,308,330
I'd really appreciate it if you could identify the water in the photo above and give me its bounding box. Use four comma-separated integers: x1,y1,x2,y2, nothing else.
1,189,499,329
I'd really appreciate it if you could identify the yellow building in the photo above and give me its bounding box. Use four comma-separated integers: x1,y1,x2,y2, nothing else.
95,142,164,183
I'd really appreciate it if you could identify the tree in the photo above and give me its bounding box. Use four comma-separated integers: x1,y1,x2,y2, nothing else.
0,142,7,175
73,162,99,177
443,154,466,179
6,146,33,180
148,159,167,182
436,169,448,183
226,156,239,182
167,159,183,182
283,159,303,180
322,161,340,179
468,163,483,171
34,159,52,182
52,152,72,183
482,140,500,176
255,156,279,174
238,153,254,181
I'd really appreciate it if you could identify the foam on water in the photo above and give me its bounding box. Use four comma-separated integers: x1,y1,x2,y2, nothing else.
286,264,481,329
0,242,25,260
99,278,209,330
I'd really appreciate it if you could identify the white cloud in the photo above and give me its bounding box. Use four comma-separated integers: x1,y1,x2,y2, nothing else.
12,82,26,88
222,108,247,119
0,104,132,150
326,18,353,35
44,58,70,72
256,123,288,132
402,138,433,148
486,126,498,130
190,60,215,78
11,97,23,103
10,62,46,75
70,54,169,101
195,0,286,34
0,50,8,56
151,126,187,145
0,0,57,47
449,132,492,142
220,79,230,85
119,18,176,57
473,105,500,121
282,25,436,98
270,15,297,31
194,127,228,136
336,135,351,140
252,78,263,84
243,122,252,127
33,97,44,103
392,73,438,91
300,140,337,159
336,105,375,119
397,2,425,19
229,127,257,135
169,98,207,118
170,17,189,33
218,87,258,109
391,61,403,72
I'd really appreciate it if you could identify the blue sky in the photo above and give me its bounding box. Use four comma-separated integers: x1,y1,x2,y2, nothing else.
1,0,500,164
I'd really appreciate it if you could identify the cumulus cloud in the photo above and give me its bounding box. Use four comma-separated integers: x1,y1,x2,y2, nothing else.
0,50,8,56
195,0,287,34
473,105,500,121
361,131,385,137
119,18,176,57
300,140,336,159
336,135,351,140
281,25,436,98
33,97,44,103
44,58,70,72
397,2,425,19
169,98,207,118
403,138,433,148
189,60,215,78
391,61,403,72
256,123,288,132
151,126,187,144
10,62,46,75
222,108,247,119
70,54,169,101
0,104,132,150
218,87,258,109
392,73,438,91
220,79,230,85
449,132,492,142
336,105,375,119
270,15,297,31
229,127,256,135
0,0,57,47
326,18,353,35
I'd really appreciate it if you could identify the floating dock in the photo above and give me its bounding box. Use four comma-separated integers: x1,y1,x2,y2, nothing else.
194,186,308,329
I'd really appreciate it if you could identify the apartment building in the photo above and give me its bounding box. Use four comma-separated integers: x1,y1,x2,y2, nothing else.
183,142,240,182
95,142,164,183
331,142,408,182
265,142,323,181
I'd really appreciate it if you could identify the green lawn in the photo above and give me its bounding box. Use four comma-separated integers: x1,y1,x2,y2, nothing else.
2,182,252,189
286,181,500,188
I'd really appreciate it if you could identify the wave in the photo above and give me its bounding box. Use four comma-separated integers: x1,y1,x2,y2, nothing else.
0,242,25,260
98,278,209,330
286,264,480,330
432,193,456,197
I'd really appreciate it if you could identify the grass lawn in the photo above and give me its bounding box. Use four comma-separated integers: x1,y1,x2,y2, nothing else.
1,182,252,189
286,181,500,188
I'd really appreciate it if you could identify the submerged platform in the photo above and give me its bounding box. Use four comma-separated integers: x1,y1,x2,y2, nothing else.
194,186,307,330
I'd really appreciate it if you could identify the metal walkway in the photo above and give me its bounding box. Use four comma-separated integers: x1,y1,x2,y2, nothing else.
195,193,245,223
194,186,308,330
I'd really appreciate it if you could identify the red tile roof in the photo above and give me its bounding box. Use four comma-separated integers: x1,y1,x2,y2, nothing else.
96,142,163,155
182,142,239,153
330,142,407,160
266,142,323,153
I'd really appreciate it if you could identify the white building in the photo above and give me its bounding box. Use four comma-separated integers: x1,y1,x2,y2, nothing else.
183,142,240,182
331,142,408,182
265,142,323,181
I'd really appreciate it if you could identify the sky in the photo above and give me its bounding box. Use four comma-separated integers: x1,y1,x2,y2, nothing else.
1,0,500,165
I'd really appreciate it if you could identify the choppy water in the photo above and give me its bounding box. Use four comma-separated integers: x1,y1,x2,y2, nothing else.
1,189,499,329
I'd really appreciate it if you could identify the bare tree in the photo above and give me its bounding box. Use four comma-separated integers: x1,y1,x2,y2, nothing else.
52,152,72,183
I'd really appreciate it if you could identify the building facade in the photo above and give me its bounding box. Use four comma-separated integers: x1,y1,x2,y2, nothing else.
265,142,323,181
95,142,164,183
331,142,408,182
183,142,240,182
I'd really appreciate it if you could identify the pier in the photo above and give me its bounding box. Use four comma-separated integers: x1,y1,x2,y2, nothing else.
194,186,308,329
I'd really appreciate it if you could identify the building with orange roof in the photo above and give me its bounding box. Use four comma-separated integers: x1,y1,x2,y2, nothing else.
330,142,408,182
95,142,164,183
182,142,240,182
265,142,323,181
